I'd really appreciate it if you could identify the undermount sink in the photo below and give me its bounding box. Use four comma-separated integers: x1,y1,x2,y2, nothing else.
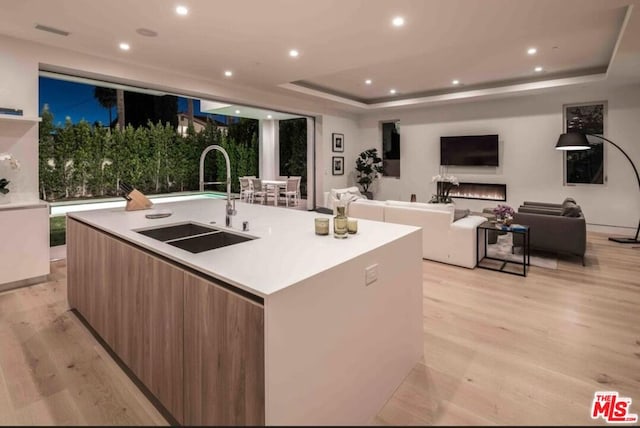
168,231,254,253
136,222,256,254
137,222,217,242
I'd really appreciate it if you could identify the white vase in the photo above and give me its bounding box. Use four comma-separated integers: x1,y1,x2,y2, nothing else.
0,193,10,204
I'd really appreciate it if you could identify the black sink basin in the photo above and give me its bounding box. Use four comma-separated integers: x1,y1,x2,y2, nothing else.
136,222,256,253
137,222,216,242
168,231,254,253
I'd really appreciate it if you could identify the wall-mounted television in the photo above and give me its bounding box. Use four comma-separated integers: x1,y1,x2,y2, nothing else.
440,134,499,166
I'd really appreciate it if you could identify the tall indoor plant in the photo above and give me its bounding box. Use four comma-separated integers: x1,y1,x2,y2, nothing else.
355,148,384,199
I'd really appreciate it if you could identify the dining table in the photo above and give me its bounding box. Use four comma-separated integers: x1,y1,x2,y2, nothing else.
260,179,287,206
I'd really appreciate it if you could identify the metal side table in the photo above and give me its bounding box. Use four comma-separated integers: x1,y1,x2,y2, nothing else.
476,221,530,277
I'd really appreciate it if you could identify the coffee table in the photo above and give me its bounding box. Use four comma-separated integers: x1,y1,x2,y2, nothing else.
476,221,530,277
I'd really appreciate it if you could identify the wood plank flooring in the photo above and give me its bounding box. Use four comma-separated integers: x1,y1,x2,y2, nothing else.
0,232,638,425
375,233,640,426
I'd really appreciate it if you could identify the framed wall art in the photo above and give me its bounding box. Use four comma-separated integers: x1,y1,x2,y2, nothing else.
332,156,344,175
332,133,344,152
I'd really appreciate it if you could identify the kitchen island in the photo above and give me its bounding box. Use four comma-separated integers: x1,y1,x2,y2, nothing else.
66,198,423,426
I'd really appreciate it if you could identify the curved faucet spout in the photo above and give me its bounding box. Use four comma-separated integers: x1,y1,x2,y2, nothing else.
199,145,236,225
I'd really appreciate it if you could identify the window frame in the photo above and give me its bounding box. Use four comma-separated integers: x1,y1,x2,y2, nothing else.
380,120,400,178
562,101,608,186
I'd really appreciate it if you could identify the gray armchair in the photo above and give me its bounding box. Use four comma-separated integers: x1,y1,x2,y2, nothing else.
513,203,586,265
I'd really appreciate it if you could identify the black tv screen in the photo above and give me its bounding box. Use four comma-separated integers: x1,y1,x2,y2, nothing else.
440,134,499,166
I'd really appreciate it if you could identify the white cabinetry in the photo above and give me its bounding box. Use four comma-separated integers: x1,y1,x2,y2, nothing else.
0,202,50,288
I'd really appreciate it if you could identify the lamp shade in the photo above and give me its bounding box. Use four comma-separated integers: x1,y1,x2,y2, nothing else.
555,132,592,150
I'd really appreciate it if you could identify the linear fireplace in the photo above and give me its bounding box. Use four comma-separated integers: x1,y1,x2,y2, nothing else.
437,182,507,201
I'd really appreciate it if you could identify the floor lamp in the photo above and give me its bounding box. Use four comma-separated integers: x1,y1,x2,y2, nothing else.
555,132,640,244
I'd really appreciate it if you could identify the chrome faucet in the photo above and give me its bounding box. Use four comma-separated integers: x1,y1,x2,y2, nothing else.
199,145,236,227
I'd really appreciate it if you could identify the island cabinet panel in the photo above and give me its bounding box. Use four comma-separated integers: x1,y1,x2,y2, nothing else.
67,218,114,344
183,272,265,426
67,219,185,424
141,255,184,424
112,240,147,381
66,218,85,314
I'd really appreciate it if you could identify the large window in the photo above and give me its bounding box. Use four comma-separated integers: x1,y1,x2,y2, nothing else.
563,102,607,185
39,75,259,202
381,121,400,177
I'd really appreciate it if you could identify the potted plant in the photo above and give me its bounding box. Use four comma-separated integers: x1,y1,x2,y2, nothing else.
355,148,384,199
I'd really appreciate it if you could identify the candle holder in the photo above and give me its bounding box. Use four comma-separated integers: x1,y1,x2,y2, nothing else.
315,218,329,236
347,218,358,234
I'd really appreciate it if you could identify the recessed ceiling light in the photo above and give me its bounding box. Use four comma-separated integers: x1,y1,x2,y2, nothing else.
224,70,233,77
527,47,537,55
289,49,299,58
392,16,405,27
176,5,189,16
119,42,130,51
389,89,397,94
235,110,240,114
267,115,273,119
365,79,372,85
452,79,460,85
534,66,543,72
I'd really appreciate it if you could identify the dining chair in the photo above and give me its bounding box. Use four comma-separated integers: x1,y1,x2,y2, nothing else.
250,178,266,204
281,177,301,207
264,182,279,206
239,177,253,203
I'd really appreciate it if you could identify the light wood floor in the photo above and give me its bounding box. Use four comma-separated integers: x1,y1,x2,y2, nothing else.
0,233,638,425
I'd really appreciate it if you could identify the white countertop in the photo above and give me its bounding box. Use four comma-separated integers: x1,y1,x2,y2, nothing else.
68,198,420,298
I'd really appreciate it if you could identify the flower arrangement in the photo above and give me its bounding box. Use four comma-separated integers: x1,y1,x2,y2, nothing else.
0,153,20,195
429,173,459,203
493,204,515,220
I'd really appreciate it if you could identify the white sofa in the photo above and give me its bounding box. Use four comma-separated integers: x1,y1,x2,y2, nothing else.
348,199,486,269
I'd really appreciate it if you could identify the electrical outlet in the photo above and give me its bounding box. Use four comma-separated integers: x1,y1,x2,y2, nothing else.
365,264,378,285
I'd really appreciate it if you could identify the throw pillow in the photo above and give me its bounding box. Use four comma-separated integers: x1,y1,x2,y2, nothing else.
561,201,582,217
562,197,577,209
453,208,470,222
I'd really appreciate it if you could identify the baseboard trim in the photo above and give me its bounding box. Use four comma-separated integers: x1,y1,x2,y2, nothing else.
0,274,50,293
587,223,636,235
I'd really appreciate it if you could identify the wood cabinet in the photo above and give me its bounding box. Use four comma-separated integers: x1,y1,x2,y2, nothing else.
142,254,184,423
67,217,110,339
184,272,265,426
67,219,184,423
67,218,264,425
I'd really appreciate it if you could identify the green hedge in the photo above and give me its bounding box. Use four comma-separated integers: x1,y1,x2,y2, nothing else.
38,111,259,201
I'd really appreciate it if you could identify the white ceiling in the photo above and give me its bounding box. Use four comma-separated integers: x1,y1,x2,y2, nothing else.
0,0,639,111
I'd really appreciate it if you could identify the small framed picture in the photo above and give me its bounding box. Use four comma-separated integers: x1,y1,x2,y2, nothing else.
332,133,344,152
332,156,344,175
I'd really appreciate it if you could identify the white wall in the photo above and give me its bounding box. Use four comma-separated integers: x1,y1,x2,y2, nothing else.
358,82,640,233
315,114,361,207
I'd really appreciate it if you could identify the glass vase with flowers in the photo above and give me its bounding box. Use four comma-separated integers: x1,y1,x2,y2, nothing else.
493,204,515,225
